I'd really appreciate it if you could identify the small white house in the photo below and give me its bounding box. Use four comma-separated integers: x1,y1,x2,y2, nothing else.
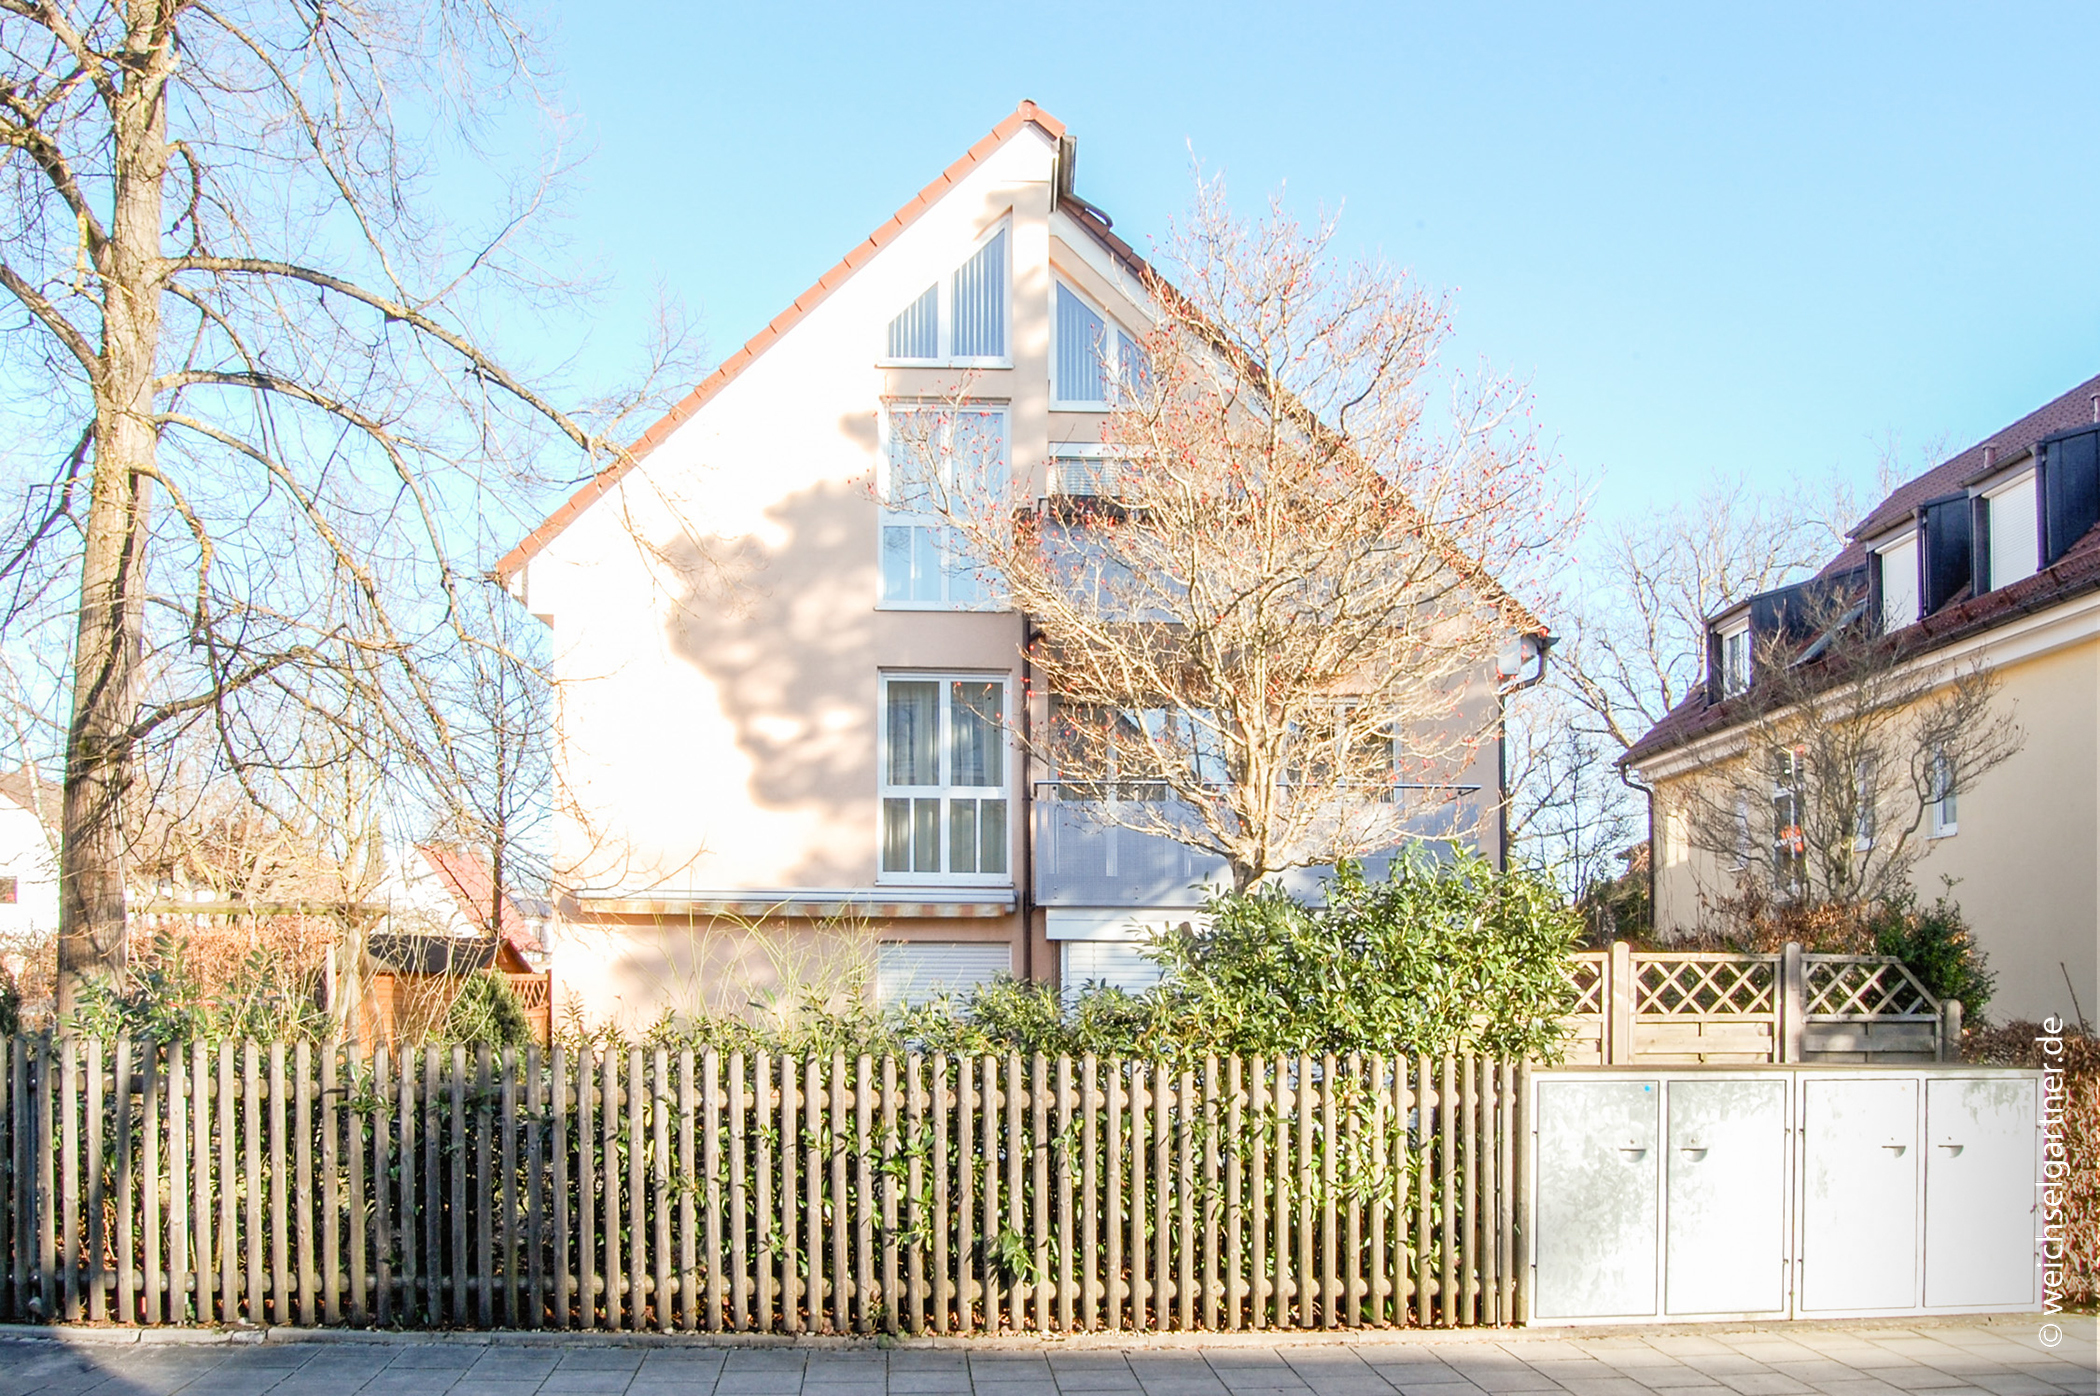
0,769,59,946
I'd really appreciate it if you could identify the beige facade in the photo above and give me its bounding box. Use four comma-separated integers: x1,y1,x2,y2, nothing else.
503,107,1509,1031
1638,536,2100,1028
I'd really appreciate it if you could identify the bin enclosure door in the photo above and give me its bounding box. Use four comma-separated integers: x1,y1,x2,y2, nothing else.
1925,1077,2039,1309
1800,1077,1919,1312
1534,1079,1660,1319
1666,1078,1789,1315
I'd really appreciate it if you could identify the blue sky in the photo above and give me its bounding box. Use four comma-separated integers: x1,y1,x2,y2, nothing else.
540,2,2100,528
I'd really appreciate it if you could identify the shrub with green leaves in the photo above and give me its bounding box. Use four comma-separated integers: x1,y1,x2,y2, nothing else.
439,970,535,1047
1869,889,1995,1024
1143,851,1583,1061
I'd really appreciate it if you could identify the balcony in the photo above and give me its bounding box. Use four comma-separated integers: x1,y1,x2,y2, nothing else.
1032,782,1483,908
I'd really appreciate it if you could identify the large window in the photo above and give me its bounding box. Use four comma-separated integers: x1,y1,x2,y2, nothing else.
1053,281,1145,406
881,406,1008,608
881,676,1011,882
1770,747,1806,899
884,223,1009,365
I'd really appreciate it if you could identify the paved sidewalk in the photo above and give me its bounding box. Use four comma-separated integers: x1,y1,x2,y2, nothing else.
0,1319,2092,1396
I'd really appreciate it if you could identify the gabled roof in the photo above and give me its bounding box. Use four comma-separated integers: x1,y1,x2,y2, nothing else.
416,843,541,953
1623,373,2100,768
498,103,1548,637
495,102,1069,581
0,768,56,824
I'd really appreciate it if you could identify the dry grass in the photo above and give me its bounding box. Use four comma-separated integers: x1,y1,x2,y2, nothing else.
1966,1021,2098,1308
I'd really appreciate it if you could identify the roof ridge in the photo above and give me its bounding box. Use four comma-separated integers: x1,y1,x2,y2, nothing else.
494,102,1068,580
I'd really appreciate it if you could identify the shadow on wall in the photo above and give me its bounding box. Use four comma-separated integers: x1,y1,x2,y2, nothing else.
663,466,878,889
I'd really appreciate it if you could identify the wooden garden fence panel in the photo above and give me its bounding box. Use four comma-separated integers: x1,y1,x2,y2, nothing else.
0,1037,1531,1334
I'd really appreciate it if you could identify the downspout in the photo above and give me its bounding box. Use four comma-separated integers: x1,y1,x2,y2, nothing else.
1496,633,1556,869
1020,613,1037,983
1618,761,1657,939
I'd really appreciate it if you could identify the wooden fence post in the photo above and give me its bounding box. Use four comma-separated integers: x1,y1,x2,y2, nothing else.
1607,941,1635,1065
1779,942,1806,1063
1941,999,1964,1062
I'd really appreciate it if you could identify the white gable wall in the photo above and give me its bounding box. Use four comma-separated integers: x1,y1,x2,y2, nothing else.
528,128,1061,898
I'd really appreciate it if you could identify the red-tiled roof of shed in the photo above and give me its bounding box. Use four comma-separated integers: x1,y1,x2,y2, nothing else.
1624,372,2100,768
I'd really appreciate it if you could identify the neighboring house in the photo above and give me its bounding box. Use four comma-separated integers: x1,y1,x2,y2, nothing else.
0,769,59,944
1623,374,2100,1024
499,105,1537,1028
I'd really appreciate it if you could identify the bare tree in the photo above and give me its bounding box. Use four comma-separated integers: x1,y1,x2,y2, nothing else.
916,179,1565,889
1664,598,2022,926
0,2,684,1010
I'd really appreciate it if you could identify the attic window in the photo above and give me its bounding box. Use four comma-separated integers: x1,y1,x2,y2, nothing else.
1718,620,1752,697
883,223,1010,365
1053,282,1145,406
1876,533,1919,632
1983,471,2039,591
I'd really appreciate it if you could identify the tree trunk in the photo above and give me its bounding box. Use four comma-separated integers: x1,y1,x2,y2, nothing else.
57,5,172,1018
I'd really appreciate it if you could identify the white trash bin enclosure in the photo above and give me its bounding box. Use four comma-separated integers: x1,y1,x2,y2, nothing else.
1527,1067,2042,1324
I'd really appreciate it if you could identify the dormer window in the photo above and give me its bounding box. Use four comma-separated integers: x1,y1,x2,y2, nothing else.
1719,619,1752,697
1982,470,2038,591
883,222,1010,366
1876,532,1919,632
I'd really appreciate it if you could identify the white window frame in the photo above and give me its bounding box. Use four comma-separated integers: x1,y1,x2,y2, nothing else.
1046,441,1127,499
1051,278,1143,410
878,218,1013,369
878,402,1010,611
1853,754,1878,852
1718,618,1752,697
878,672,1015,887
1928,749,1958,838
1876,530,1920,633
1983,468,2040,592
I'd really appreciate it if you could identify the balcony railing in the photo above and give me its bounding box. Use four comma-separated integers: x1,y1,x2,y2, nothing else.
1032,781,1483,907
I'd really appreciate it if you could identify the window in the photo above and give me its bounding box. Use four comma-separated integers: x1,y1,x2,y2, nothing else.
1770,747,1805,899
1719,622,1752,697
876,943,1010,1009
1929,749,1958,838
881,406,1008,608
1985,473,2039,590
1854,755,1878,850
1053,282,1146,406
1048,445,1127,498
883,223,1009,365
1878,534,1919,632
881,676,1010,882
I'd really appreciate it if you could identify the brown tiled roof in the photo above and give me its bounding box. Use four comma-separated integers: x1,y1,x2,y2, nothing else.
1819,372,2100,576
495,102,1069,581
1623,374,2100,768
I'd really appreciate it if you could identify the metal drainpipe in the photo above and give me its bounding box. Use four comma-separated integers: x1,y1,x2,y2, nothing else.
1019,611,1036,983
1496,634,1556,869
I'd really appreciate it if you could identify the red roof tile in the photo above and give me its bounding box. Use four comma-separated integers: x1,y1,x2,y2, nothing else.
495,102,1068,580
